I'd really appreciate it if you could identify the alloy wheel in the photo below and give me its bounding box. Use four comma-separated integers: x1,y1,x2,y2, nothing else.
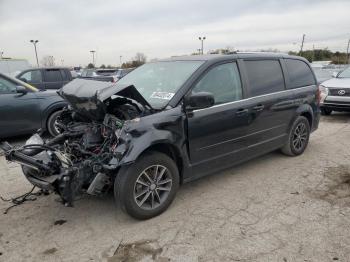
292,122,308,151
53,118,62,134
133,165,172,210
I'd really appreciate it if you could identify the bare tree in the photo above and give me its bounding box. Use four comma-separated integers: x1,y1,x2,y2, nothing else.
41,55,55,67
134,52,147,63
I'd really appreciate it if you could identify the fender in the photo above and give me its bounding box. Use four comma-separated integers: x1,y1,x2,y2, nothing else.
112,106,187,166
288,103,314,131
41,101,67,130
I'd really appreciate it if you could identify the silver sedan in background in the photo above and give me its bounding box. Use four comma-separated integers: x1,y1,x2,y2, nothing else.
319,67,350,115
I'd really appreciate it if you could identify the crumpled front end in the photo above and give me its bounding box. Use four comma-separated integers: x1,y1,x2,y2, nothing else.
0,79,154,206
0,113,130,206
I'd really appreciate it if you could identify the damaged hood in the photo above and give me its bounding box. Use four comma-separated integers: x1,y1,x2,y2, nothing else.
58,79,152,120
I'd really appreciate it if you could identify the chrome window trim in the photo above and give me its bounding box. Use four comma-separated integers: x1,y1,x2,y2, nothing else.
193,85,315,112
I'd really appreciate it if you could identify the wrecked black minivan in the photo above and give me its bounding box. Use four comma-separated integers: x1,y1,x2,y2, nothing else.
1,53,320,219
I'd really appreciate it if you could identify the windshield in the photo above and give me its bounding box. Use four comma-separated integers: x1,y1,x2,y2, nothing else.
117,61,204,108
338,67,350,78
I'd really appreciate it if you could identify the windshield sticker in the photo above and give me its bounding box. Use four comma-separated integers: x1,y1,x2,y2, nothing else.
150,92,175,100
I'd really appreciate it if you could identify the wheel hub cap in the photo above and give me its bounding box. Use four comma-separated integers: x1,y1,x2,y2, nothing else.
133,165,173,210
292,122,307,151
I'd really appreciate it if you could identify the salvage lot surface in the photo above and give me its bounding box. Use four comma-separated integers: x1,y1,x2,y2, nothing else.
1,115,350,262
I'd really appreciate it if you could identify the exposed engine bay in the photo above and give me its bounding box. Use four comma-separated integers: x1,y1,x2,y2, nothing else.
0,80,154,206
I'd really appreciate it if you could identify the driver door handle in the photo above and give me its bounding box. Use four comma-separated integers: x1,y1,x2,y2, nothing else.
253,104,264,112
236,108,249,116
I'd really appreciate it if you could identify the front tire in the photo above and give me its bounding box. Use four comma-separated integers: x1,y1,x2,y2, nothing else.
281,116,310,156
321,108,332,116
47,110,63,137
115,151,179,220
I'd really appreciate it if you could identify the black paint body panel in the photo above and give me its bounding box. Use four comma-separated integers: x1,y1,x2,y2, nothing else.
111,54,320,183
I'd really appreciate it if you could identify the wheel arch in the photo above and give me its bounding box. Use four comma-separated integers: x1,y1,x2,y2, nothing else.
129,143,184,184
299,111,313,129
41,102,66,131
290,104,314,130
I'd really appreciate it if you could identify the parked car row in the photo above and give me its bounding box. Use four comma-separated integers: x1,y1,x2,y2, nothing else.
79,68,134,82
13,67,134,90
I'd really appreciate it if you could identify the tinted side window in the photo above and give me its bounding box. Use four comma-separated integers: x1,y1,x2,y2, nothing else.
285,59,315,88
244,60,285,97
44,69,62,82
0,77,17,93
20,70,42,83
60,69,67,80
192,62,242,105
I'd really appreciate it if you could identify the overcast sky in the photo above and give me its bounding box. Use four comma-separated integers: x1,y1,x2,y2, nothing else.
0,0,349,67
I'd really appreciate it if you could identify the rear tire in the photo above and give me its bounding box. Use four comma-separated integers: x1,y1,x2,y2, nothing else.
281,116,310,156
47,110,63,137
321,108,332,116
115,151,179,220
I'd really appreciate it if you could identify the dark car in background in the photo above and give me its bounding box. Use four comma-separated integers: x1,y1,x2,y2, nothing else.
0,73,67,138
1,53,320,219
16,67,73,90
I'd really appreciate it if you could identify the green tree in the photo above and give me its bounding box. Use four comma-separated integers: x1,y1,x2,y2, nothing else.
290,48,347,64
87,63,94,69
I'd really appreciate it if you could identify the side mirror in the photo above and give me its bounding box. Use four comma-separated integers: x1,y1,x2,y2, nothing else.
16,86,28,94
19,77,28,83
185,92,215,111
332,72,338,78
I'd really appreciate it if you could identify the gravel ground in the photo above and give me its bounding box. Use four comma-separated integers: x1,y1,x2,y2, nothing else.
1,114,350,262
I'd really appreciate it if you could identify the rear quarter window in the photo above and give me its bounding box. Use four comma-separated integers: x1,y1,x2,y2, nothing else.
244,60,285,97
44,69,62,82
285,59,315,88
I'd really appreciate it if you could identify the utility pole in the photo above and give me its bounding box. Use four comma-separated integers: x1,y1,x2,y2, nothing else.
346,39,350,64
30,40,39,67
299,34,305,55
0,51,3,59
199,36,206,55
312,44,315,62
90,50,96,67
120,55,122,67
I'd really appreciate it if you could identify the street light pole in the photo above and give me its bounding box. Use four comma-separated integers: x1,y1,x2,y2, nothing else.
120,55,122,67
90,50,96,67
30,40,39,67
198,36,206,55
346,39,350,64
